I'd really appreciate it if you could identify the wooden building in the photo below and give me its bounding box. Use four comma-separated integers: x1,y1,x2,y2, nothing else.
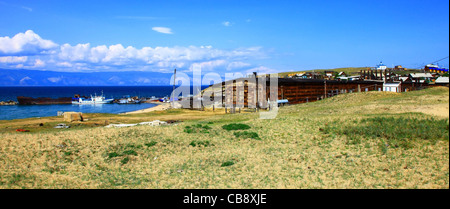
201,78,384,108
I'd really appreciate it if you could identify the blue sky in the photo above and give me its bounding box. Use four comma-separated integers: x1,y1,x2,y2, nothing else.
0,0,449,76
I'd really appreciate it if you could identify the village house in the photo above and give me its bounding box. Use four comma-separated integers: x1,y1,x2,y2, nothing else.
409,73,434,83
323,71,336,80
376,61,387,71
394,65,406,71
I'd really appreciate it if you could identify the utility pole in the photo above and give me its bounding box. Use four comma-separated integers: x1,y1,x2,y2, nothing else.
253,72,259,110
172,69,176,107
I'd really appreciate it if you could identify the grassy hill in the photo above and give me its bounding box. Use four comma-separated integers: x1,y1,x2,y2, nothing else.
0,87,448,188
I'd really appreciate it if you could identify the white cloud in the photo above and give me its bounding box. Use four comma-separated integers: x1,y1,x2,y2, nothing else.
48,76,63,83
222,21,232,27
0,30,272,74
188,60,228,72
21,6,32,12
33,59,45,68
0,30,58,55
0,2,33,12
56,62,73,67
227,61,251,71
152,27,173,34
0,56,28,63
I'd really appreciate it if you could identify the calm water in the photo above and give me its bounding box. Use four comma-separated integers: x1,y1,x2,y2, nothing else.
0,86,206,120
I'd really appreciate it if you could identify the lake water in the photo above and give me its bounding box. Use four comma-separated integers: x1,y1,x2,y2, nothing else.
0,86,206,120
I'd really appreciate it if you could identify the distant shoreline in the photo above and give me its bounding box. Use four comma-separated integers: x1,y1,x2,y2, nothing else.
121,102,171,114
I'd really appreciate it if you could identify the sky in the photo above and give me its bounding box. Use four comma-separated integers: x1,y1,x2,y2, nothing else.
0,0,449,77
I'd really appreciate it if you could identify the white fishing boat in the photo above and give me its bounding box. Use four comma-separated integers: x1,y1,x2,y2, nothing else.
118,95,141,104
72,92,113,104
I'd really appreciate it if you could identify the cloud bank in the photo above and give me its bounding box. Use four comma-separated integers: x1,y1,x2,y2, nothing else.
0,30,271,74
0,30,58,55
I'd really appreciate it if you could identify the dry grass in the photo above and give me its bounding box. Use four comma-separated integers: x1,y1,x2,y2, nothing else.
0,87,448,189
0,108,227,134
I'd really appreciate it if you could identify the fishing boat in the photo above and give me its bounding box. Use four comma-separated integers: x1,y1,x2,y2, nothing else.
117,95,141,104
72,93,113,104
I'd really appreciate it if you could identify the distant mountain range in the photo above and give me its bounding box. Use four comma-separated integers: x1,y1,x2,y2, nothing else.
0,69,174,86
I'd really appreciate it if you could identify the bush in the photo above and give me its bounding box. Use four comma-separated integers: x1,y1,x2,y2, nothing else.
222,123,251,131
122,150,138,156
108,152,120,159
184,124,212,133
234,131,261,140
121,157,130,165
189,140,211,147
145,141,157,147
221,161,235,167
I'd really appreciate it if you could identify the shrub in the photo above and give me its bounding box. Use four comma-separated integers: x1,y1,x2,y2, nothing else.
108,152,121,159
189,140,211,147
121,157,130,165
221,161,235,167
234,131,261,140
145,141,158,147
184,124,212,133
222,123,251,131
122,150,138,156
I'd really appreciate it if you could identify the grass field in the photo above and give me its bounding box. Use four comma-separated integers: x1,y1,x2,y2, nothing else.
0,87,448,188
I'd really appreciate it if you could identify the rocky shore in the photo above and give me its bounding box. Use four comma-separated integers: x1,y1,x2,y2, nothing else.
0,101,17,105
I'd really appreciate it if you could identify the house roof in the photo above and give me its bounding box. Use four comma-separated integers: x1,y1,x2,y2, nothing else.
376,61,386,67
399,77,410,82
435,77,449,84
384,82,401,87
410,73,433,78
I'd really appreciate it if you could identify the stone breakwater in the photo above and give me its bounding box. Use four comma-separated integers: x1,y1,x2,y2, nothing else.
0,101,17,105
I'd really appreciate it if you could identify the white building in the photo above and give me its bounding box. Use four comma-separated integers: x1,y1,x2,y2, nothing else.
376,61,387,71
435,77,449,84
383,82,401,92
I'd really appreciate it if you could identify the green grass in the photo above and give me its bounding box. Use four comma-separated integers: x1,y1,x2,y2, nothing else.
221,161,235,167
189,140,211,147
108,152,121,159
233,131,261,140
145,141,157,147
222,123,251,131
122,150,138,156
121,157,130,165
321,117,449,148
184,124,212,133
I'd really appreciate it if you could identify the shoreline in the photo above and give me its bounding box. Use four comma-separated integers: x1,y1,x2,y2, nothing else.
0,102,173,121
121,102,172,114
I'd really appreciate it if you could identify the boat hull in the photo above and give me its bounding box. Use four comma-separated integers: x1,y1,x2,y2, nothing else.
17,96,72,105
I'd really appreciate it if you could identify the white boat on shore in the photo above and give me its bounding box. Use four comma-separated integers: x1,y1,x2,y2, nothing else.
72,93,113,105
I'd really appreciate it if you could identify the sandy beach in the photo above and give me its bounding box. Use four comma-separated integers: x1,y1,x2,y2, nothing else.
122,102,172,114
